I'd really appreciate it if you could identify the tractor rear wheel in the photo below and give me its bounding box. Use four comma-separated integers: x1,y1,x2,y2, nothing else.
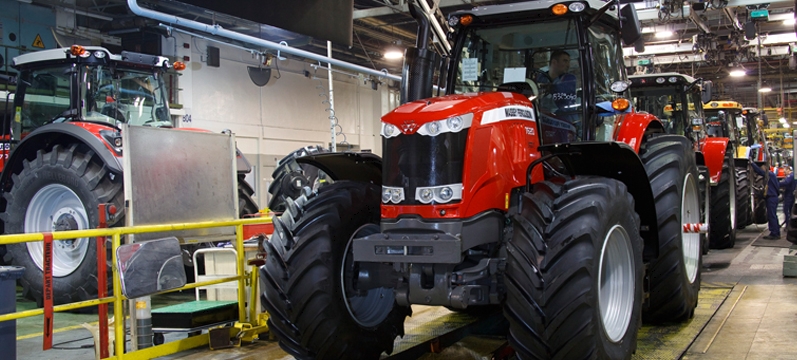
261,181,409,359
1,144,123,305
735,166,752,229
709,155,737,249
639,135,701,323
505,176,643,360
266,145,328,213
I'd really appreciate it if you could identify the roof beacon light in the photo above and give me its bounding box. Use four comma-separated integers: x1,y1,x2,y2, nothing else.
460,15,473,26
612,98,631,112
173,61,187,71
69,45,86,56
552,4,568,15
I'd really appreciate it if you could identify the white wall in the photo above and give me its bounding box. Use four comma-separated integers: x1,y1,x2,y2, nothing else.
162,33,391,208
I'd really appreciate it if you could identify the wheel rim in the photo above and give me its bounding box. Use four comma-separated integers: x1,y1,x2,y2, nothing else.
341,224,395,328
682,173,701,283
24,184,90,277
598,224,634,343
729,167,737,230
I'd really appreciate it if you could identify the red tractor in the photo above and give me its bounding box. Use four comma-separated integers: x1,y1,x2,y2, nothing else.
261,1,702,359
628,73,739,249
0,45,258,306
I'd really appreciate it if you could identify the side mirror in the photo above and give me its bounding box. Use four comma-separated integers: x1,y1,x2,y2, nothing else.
117,237,186,298
620,4,642,46
701,80,713,103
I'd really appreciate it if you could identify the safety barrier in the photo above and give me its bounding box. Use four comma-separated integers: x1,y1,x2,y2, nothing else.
0,216,271,359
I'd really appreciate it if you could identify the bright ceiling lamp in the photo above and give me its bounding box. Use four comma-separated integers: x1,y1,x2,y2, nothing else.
384,39,404,60
785,17,796,26
759,87,772,92
729,68,746,77
655,30,674,38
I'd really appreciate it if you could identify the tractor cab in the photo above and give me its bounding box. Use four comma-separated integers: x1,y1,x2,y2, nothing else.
10,45,176,143
445,0,640,143
704,100,744,145
629,73,706,149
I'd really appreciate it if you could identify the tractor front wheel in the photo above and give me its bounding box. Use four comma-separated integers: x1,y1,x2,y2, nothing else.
1,143,123,305
261,181,409,359
505,176,643,359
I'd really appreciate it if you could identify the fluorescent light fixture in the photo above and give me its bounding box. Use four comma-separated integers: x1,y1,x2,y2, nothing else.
785,123,791,128
759,87,772,93
729,69,746,77
383,49,403,59
62,7,113,21
779,117,787,123
785,18,796,26
655,31,674,38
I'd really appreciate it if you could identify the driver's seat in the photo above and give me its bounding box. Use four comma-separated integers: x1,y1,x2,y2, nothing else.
497,79,539,99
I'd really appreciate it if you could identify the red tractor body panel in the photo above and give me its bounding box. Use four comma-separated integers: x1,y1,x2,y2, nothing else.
613,112,661,152
701,137,730,183
381,92,542,220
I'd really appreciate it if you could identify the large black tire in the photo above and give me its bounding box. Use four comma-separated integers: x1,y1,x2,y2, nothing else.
639,135,702,323
237,174,259,216
735,166,752,229
1,144,124,305
505,176,643,360
261,181,409,359
709,155,737,249
752,171,768,224
267,145,328,213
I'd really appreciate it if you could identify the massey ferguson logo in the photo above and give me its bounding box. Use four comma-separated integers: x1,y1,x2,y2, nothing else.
504,107,534,119
400,121,418,133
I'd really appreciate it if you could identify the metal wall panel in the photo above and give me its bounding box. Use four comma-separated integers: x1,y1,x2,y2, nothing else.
123,125,238,242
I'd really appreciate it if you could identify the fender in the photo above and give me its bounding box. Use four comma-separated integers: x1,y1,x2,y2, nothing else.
296,152,382,185
1,123,123,190
701,137,729,184
613,111,663,152
539,142,660,261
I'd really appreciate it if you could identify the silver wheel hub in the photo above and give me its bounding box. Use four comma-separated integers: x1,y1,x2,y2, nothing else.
682,173,701,283
24,184,90,277
341,224,395,328
598,224,634,343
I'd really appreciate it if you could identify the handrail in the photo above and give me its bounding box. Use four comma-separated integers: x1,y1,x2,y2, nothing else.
0,216,272,359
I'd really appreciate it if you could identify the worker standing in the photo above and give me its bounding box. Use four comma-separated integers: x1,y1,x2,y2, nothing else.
751,161,781,239
781,167,795,228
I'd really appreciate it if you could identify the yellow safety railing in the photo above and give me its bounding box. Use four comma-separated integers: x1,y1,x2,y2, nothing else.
0,216,271,359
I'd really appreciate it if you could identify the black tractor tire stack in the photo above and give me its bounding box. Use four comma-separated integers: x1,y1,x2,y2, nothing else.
639,135,702,323
1,144,124,305
267,145,328,214
505,176,643,359
261,181,409,359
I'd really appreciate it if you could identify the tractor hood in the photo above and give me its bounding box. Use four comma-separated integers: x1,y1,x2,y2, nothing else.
382,92,533,134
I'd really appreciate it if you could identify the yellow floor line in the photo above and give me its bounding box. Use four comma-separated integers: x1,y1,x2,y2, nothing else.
17,320,100,340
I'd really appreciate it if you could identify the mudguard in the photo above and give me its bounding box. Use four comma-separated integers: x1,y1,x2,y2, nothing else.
296,152,382,185
538,142,660,260
1,123,123,189
613,111,663,152
701,137,729,184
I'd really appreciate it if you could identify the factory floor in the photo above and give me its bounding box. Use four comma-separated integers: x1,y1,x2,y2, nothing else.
9,221,797,360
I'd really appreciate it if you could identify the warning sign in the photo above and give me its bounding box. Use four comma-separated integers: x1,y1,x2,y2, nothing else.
32,34,44,48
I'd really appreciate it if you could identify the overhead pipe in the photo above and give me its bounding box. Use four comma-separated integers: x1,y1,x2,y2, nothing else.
126,0,401,82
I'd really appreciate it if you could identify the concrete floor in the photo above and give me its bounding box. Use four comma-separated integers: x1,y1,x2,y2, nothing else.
9,221,797,359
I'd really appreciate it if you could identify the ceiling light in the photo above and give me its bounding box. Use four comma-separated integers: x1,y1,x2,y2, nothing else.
383,41,403,60
655,31,674,38
729,69,746,77
785,123,791,128
759,87,772,93
780,117,787,123
785,18,796,26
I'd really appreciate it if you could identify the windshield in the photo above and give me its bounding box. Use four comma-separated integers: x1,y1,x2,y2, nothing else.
81,66,172,127
452,19,582,143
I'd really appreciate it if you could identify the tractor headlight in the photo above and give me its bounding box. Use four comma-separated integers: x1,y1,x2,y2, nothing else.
420,188,434,202
415,184,463,204
568,2,586,12
439,187,453,201
391,189,403,203
382,188,392,203
447,116,464,131
417,113,473,137
383,186,405,204
381,122,401,138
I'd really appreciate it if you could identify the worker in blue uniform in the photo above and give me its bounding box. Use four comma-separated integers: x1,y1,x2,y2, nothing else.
751,161,781,239
780,167,795,227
